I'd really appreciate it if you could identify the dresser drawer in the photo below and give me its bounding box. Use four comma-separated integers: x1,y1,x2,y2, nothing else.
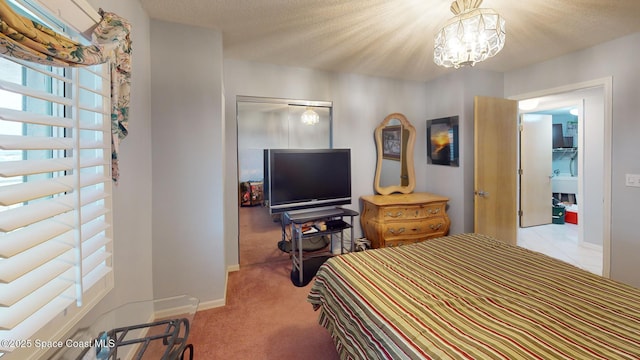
381,202,446,221
381,217,449,241
384,238,422,247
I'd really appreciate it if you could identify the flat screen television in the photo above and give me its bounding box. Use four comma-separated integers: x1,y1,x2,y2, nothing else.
267,148,351,213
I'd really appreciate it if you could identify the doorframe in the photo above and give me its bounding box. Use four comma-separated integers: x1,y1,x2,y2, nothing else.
519,101,585,250
509,77,612,278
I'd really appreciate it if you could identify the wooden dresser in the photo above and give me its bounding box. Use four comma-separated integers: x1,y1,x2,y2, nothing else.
360,192,450,248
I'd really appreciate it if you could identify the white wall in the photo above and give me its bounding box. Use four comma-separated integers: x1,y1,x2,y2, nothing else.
149,20,226,305
581,90,605,247
504,32,640,287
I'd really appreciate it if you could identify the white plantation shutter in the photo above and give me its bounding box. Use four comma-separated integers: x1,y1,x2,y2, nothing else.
0,2,113,352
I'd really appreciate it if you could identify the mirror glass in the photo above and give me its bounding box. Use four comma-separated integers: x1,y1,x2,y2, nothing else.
236,96,333,266
237,97,332,187
374,113,415,195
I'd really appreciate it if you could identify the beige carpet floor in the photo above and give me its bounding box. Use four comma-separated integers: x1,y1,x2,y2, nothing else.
187,205,339,359
239,205,288,267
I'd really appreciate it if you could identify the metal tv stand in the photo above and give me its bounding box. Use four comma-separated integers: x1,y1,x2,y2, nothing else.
283,207,359,286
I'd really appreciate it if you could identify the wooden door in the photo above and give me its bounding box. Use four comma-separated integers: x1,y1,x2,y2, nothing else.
520,114,553,227
474,96,518,245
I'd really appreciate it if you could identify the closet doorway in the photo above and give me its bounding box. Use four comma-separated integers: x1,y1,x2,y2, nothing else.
236,96,333,267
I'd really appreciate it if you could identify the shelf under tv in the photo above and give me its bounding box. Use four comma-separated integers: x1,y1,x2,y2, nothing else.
282,207,358,287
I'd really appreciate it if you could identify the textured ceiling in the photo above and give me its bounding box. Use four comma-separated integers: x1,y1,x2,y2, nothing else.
139,0,640,81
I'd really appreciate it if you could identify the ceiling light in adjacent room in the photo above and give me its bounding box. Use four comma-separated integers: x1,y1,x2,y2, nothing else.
518,99,539,111
570,108,579,116
301,107,320,125
434,0,506,69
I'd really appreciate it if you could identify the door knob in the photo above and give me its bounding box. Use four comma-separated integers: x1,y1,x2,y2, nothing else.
476,191,489,197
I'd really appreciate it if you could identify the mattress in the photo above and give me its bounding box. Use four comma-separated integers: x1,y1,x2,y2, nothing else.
307,233,640,359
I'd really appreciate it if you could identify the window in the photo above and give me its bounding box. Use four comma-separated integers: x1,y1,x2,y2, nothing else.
0,1,113,356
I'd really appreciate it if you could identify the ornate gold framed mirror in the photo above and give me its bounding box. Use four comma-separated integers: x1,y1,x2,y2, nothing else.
374,113,416,195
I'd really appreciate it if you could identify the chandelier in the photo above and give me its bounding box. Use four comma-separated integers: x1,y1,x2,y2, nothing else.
433,0,506,69
301,107,320,125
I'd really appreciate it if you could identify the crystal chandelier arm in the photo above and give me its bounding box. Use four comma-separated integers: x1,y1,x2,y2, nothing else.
450,0,483,15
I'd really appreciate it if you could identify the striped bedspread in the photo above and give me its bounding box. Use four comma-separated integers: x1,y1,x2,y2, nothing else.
307,233,640,359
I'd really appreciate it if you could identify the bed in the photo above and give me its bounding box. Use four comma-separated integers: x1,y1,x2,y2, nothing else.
307,233,640,359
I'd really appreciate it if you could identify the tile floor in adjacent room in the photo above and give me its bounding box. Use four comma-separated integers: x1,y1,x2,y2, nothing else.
517,223,602,276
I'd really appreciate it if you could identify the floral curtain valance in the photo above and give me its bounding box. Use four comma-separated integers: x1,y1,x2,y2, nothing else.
0,0,131,182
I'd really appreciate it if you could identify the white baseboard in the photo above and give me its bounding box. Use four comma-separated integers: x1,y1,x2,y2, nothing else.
192,265,238,311
182,263,239,313
150,296,224,317
227,264,240,272
580,241,603,251
197,298,226,311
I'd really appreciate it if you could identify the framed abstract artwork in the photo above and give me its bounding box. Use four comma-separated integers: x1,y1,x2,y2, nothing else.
427,116,459,166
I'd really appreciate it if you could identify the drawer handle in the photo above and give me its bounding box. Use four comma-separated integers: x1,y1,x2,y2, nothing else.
430,223,443,231
385,211,404,218
427,208,441,215
389,227,405,235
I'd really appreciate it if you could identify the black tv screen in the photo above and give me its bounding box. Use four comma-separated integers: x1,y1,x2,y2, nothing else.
268,149,351,213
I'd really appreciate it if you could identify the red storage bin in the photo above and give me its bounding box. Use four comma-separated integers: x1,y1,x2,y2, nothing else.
565,210,578,224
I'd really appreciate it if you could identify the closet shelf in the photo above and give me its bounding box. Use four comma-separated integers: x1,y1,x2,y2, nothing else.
553,147,577,159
